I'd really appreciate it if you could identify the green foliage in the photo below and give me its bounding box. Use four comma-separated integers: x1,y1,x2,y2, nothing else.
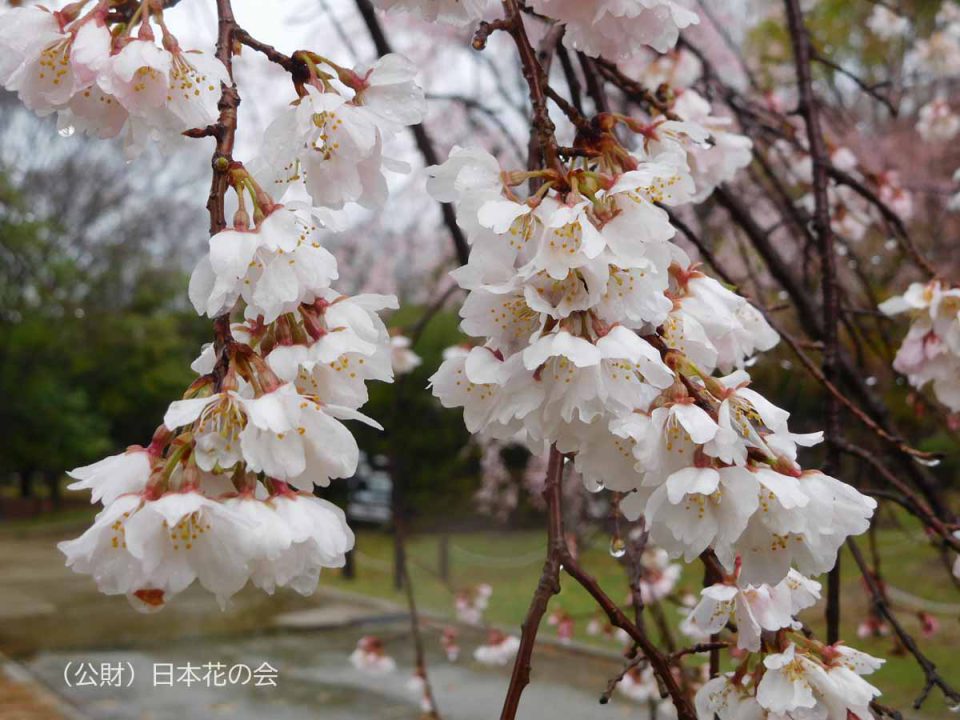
0,160,206,486
355,303,479,524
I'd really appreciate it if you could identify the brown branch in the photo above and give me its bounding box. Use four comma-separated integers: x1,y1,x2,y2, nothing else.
475,0,564,176
561,552,695,719
599,654,647,705
810,48,897,116
499,446,565,720
848,538,960,709
233,27,308,82
197,0,242,388
837,441,960,553
594,58,678,120
827,165,938,278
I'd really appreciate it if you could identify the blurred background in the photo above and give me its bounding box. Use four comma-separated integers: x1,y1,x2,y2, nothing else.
1,1,959,719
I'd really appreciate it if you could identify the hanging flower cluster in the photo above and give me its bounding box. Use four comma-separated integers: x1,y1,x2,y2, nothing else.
528,0,699,57
880,279,960,412
0,2,227,155
455,583,493,625
473,629,521,666
866,5,910,41
771,135,913,242
250,52,424,210
59,186,399,611
32,0,428,612
350,635,398,674
371,0,494,27
697,643,884,720
916,97,960,143
906,4,960,79
426,13,881,709
633,546,682,604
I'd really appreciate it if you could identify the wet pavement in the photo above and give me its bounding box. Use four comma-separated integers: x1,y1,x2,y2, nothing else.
0,527,649,719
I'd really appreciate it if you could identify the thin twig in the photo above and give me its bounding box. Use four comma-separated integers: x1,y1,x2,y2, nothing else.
848,538,960,709
499,447,565,720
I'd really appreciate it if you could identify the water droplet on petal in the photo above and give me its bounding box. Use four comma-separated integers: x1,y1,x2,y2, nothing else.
58,125,75,137
585,477,604,493
609,536,627,559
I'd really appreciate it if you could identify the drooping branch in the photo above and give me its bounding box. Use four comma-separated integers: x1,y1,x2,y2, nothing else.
848,538,960,710
784,0,849,643
499,447,565,720
474,0,565,177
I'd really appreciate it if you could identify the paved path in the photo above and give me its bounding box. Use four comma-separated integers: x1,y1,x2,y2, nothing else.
1,656,71,720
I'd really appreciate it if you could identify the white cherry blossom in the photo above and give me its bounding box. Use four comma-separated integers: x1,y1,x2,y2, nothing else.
66,448,154,505
371,0,493,27
529,0,699,57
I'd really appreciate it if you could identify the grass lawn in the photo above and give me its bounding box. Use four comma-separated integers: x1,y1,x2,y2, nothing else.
325,520,959,719
3,503,955,717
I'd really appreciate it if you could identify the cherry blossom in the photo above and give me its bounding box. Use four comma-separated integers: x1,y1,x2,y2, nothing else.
528,0,699,57
916,97,960,143
867,5,911,40
189,205,339,324
0,4,227,156
66,447,156,506
390,334,422,375
350,636,397,674
473,630,520,666
684,569,821,651
251,53,424,210
430,90,875,600
371,0,493,27
59,489,253,612
881,279,960,411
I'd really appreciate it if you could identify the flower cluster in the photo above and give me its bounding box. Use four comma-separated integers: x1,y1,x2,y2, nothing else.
350,636,397,674
428,57,880,711
371,0,493,27
880,279,960,412
866,5,910,41
46,8,429,610
59,194,396,611
906,4,960,79
473,629,520,666
0,2,227,156
772,135,913,242
916,97,960,143
633,546,681,604
529,0,699,57
250,53,425,211
455,583,493,625
682,565,821,652
697,642,884,720
441,626,461,662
